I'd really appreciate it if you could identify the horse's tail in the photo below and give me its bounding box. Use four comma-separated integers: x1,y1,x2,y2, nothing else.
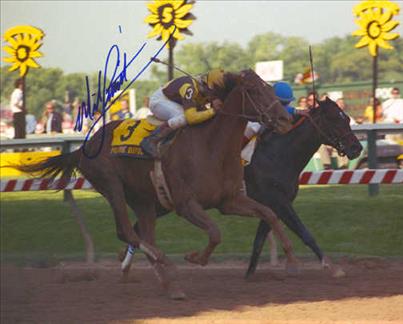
11,150,81,187
245,220,270,278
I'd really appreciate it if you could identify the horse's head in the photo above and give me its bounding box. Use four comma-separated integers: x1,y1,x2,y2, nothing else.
310,97,362,159
234,69,292,134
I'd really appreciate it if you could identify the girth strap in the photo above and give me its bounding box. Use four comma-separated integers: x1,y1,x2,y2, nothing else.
149,160,174,211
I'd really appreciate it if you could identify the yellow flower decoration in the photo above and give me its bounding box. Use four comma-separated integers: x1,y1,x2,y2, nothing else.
352,0,400,56
145,0,196,47
2,25,45,77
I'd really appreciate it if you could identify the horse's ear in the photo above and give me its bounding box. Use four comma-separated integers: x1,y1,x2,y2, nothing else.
310,104,319,111
238,73,245,81
232,71,245,85
228,72,243,85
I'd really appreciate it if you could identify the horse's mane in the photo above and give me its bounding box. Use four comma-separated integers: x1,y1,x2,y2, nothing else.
260,100,327,142
221,69,266,100
190,69,272,129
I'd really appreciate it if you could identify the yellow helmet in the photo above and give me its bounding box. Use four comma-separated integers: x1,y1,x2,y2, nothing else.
205,68,225,89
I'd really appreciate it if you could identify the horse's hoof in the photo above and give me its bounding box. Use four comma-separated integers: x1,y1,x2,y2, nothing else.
322,256,345,278
184,251,206,265
285,260,300,276
331,266,346,278
286,265,300,276
166,282,186,300
169,289,187,300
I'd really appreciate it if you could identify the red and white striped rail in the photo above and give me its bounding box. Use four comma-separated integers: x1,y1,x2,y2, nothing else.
1,177,93,192
299,169,403,185
1,169,402,192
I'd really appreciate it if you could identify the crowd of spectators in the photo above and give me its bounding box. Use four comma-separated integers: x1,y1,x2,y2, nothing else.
1,79,152,139
295,87,402,126
294,88,402,169
1,79,401,147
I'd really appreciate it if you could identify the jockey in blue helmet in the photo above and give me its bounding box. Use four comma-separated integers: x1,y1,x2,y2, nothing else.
273,81,308,117
244,81,309,143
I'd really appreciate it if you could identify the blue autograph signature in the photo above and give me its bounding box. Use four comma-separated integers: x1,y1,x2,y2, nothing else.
74,34,171,159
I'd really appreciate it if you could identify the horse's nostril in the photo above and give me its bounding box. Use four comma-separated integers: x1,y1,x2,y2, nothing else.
353,143,363,153
280,116,291,123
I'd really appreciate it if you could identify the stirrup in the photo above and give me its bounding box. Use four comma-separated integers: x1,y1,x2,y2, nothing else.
140,137,160,158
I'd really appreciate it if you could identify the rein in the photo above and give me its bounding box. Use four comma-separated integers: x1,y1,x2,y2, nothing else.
217,86,279,125
305,112,351,156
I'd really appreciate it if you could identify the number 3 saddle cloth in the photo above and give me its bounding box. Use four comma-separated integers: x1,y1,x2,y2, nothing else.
111,118,157,158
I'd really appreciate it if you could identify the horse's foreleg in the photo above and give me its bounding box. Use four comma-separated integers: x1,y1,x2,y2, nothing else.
219,194,298,274
176,199,221,266
246,220,271,278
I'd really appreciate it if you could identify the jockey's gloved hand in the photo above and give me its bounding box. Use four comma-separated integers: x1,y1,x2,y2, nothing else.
296,109,310,117
211,98,224,112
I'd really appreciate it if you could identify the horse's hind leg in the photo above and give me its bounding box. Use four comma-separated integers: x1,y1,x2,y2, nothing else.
175,199,221,266
118,222,140,281
219,193,299,274
128,201,185,299
275,203,345,278
90,177,166,265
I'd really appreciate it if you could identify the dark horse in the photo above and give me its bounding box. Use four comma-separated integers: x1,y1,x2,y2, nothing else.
16,70,297,299
124,97,362,279
244,97,363,278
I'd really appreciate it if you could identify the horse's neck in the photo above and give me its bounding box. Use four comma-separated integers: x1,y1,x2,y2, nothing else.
201,89,248,157
206,112,246,157
288,119,322,173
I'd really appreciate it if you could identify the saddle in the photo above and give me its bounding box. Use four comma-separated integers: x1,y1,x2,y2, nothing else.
110,116,170,158
111,116,175,210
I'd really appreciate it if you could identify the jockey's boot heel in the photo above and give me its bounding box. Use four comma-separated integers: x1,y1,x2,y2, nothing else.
140,122,174,158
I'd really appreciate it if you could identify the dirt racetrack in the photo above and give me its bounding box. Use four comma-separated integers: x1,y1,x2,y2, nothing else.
2,258,403,323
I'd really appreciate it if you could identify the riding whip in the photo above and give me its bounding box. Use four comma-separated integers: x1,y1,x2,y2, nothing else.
309,45,317,105
151,57,213,99
151,57,198,81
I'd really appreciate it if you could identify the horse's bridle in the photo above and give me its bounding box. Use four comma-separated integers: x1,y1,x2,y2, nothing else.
217,85,280,127
306,110,352,157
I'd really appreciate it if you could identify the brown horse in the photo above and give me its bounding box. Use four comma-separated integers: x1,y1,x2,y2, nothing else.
15,70,296,299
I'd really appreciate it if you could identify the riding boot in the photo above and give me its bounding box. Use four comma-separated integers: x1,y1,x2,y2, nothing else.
140,122,174,158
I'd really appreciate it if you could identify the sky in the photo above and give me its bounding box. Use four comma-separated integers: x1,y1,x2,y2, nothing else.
1,0,402,76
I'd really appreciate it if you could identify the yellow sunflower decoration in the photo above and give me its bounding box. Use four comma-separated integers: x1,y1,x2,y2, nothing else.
352,0,400,56
145,0,196,47
2,25,45,77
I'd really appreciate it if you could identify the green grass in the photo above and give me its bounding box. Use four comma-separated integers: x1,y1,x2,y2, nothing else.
1,185,402,262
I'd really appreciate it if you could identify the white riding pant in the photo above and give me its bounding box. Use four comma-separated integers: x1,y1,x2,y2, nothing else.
149,88,187,129
241,122,262,165
244,121,262,139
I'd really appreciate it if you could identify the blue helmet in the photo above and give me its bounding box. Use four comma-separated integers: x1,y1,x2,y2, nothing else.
273,81,295,103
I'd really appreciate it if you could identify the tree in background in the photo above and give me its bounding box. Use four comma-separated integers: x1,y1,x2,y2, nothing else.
177,41,251,74
151,32,402,85
1,33,401,121
1,66,93,119
247,32,309,83
1,66,159,119
315,36,402,83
